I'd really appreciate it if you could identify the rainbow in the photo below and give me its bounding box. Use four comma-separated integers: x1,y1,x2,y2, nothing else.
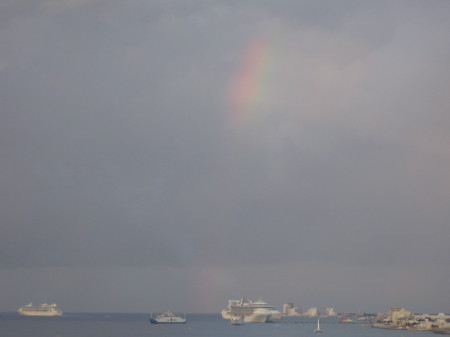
228,37,272,126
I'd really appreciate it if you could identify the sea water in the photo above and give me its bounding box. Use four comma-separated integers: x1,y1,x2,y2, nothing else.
0,313,433,337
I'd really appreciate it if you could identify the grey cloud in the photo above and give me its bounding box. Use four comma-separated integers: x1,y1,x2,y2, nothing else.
1,0,450,313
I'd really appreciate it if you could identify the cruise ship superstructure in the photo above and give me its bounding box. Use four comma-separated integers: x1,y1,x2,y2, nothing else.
221,297,281,323
18,303,63,316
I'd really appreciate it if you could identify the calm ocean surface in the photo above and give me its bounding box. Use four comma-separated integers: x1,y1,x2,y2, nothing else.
0,314,434,337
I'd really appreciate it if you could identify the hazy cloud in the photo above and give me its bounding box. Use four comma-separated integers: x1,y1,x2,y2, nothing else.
1,0,450,313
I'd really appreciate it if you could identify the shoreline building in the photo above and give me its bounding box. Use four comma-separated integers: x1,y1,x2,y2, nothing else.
283,302,301,317
325,307,337,317
304,307,318,317
388,307,413,325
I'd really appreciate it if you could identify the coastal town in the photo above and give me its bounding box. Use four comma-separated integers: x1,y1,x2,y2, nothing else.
371,307,450,333
281,303,450,333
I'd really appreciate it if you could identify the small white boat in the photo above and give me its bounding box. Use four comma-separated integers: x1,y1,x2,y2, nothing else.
149,312,186,324
231,317,244,325
314,317,323,333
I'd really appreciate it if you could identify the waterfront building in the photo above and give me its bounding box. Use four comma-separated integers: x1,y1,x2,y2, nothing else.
283,303,294,316
325,307,336,317
388,307,412,325
411,313,450,330
305,307,318,317
283,302,301,316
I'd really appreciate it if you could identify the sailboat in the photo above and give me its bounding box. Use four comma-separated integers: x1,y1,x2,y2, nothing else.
314,317,323,333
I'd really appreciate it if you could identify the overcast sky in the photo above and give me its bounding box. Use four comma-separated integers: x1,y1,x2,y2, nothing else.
1,0,450,314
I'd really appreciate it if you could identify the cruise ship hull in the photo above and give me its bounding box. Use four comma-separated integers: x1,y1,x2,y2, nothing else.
18,311,62,317
222,310,270,323
245,313,271,323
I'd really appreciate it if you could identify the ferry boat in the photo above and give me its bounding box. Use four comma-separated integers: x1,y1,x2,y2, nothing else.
149,312,187,324
221,297,281,323
17,303,62,316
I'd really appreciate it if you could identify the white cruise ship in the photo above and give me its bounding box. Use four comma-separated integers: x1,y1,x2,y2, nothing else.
221,297,281,323
18,303,63,316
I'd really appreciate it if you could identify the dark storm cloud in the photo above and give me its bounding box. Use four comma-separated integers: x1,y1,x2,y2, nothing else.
1,0,450,313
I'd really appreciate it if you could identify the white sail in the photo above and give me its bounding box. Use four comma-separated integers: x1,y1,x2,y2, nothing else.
314,317,323,333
